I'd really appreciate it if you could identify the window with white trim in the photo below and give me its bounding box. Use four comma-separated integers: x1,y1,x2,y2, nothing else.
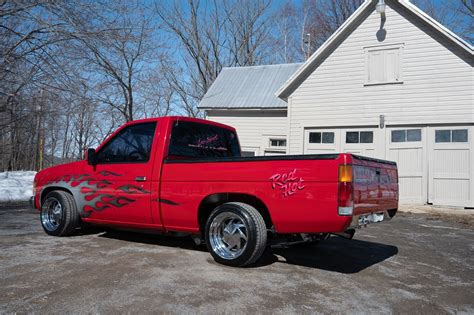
309,132,335,144
346,131,373,144
269,139,286,148
365,44,403,85
391,129,421,142
435,129,468,143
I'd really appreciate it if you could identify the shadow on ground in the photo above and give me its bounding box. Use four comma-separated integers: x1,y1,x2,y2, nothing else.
98,229,398,273
99,229,207,251
271,237,398,273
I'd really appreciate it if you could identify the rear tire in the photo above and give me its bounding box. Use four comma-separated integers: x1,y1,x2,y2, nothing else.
40,191,80,236
205,202,267,267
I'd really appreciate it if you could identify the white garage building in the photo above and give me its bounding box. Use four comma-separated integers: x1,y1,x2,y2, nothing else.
199,0,474,208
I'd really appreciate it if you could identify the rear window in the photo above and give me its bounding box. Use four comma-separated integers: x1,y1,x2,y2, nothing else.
168,121,241,158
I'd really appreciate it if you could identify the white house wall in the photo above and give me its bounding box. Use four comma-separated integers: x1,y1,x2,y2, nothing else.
288,2,473,155
206,110,288,156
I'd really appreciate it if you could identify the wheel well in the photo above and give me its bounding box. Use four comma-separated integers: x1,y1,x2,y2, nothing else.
197,193,273,231
40,187,72,205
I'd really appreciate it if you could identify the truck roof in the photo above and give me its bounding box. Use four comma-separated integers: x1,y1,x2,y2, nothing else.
122,116,236,132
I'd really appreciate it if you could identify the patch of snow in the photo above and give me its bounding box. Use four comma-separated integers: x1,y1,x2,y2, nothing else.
0,171,37,202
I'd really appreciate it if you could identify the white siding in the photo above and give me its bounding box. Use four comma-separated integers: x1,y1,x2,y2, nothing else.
206,110,288,156
288,2,473,155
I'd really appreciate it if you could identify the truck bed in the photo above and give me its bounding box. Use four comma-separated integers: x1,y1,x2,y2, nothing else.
160,153,398,234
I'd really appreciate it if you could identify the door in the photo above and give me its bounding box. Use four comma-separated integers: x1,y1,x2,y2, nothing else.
429,126,472,207
84,122,158,224
386,127,427,203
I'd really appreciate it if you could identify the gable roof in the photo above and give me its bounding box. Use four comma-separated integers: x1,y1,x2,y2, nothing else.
276,0,474,101
198,63,302,109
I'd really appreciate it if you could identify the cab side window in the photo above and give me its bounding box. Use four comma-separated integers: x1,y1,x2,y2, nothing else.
96,122,157,163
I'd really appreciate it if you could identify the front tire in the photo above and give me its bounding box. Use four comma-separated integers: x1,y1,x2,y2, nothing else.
40,191,80,236
205,202,267,267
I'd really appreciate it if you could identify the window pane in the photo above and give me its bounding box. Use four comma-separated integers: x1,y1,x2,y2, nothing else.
322,132,335,143
168,121,241,158
391,130,406,142
97,122,157,163
407,129,421,142
346,132,359,143
360,131,373,143
452,129,468,142
435,130,451,143
270,139,286,147
309,132,321,143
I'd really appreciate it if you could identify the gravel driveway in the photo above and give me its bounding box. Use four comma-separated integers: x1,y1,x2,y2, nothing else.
1,204,473,314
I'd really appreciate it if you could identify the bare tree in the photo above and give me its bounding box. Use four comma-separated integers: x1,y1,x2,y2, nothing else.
272,3,300,63
270,0,363,62
303,0,362,55
156,0,226,102
52,1,160,122
156,0,275,116
413,0,473,43
223,0,273,66
461,0,473,14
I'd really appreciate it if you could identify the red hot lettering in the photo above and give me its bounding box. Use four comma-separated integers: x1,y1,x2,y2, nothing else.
270,169,305,197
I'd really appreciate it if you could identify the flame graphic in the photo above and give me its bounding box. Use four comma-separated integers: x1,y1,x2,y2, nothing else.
45,173,148,217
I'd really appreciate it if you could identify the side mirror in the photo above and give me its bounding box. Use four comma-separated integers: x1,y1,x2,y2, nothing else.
87,148,97,166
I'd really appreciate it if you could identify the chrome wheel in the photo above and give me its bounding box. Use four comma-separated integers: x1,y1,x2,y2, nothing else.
41,197,63,232
209,212,248,260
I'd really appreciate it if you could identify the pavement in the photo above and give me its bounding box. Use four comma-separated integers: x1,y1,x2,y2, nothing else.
0,203,473,314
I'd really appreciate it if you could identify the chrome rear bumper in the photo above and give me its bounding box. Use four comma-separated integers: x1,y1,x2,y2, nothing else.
349,209,396,229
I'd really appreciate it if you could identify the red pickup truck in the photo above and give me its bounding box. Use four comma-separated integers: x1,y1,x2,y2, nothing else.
32,116,398,266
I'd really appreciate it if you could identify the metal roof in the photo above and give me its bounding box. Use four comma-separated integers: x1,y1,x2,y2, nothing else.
198,63,302,109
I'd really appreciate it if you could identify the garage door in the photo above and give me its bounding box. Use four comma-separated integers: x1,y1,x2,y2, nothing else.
386,128,427,203
303,125,473,207
429,126,473,207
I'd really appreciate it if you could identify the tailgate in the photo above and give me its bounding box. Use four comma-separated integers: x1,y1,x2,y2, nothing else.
351,155,398,216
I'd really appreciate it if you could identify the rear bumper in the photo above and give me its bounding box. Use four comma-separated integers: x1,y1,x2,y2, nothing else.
349,209,397,229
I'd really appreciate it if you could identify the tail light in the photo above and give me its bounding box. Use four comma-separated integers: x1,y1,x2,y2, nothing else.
338,165,354,216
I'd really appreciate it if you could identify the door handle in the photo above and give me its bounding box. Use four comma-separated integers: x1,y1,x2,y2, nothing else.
135,176,146,182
